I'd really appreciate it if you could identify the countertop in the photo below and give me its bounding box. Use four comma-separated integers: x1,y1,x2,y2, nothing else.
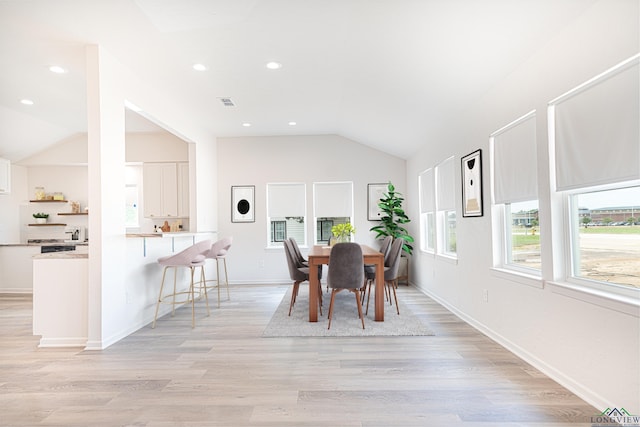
126,231,216,238
0,240,88,247
34,251,88,259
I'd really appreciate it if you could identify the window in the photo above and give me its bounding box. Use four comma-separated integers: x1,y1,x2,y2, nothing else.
569,186,640,289
313,182,353,244
317,219,334,244
271,221,286,242
490,111,540,273
435,157,456,257
267,183,306,247
505,201,540,270
419,168,435,252
550,54,639,295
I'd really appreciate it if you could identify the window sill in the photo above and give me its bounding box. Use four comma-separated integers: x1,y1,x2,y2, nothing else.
436,253,458,265
546,280,640,317
490,267,544,289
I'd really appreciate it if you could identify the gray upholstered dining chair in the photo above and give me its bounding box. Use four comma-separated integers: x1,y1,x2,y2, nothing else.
153,239,212,328
364,237,404,315
284,239,323,316
288,237,308,267
362,235,392,301
327,242,365,329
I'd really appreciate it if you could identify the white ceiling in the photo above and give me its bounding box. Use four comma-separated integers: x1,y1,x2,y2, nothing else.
0,0,598,162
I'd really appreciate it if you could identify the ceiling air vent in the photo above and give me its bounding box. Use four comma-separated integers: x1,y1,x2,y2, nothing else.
219,97,235,107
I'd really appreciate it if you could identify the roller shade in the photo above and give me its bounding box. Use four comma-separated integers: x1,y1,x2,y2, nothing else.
492,112,538,204
419,168,435,213
553,57,639,191
267,183,305,217
314,182,353,217
436,157,456,211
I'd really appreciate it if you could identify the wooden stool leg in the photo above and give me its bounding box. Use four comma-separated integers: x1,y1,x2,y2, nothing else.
222,258,230,300
152,266,169,328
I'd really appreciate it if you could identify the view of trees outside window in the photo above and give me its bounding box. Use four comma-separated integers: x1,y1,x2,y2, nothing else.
507,200,540,270
572,186,640,288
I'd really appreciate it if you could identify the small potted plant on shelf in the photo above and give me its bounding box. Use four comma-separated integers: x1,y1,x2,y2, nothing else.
331,223,356,244
33,212,49,224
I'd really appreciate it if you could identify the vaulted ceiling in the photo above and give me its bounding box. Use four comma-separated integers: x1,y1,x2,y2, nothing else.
0,0,598,162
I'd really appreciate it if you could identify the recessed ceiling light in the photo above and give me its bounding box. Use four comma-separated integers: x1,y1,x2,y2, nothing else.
242,122,252,127
265,61,282,70
20,99,34,105
49,65,66,74
192,63,207,71
288,121,297,126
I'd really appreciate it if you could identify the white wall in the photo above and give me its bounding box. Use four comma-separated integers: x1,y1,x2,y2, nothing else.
84,45,218,349
406,0,639,412
0,164,27,243
216,134,406,284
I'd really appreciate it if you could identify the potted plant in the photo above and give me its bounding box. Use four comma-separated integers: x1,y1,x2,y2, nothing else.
331,222,356,244
369,181,414,256
33,212,49,224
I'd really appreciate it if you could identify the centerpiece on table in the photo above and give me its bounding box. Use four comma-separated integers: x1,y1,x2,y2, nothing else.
331,223,356,245
33,212,49,224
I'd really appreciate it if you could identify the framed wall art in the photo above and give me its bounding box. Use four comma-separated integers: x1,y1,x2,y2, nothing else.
461,149,483,217
367,183,387,221
231,185,255,222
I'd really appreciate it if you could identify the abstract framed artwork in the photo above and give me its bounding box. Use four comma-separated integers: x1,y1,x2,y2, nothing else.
461,149,483,217
231,185,255,223
367,183,387,221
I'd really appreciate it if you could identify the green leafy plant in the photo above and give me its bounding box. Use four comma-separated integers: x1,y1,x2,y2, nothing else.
32,212,49,219
331,223,356,242
369,181,415,255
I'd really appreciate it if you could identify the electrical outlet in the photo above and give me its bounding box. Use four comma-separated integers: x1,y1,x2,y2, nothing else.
483,289,489,303
258,260,265,268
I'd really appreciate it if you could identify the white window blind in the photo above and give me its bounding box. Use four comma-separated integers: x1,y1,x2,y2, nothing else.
267,183,305,217
491,112,538,204
314,182,353,218
552,56,639,191
419,168,435,213
436,157,456,211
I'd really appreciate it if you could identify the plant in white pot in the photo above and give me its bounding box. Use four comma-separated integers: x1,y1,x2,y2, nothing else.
33,212,49,224
369,182,415,284
331,222,356,244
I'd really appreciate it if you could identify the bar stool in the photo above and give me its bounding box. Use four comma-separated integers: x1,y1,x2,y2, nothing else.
202,236,232,307
152,239,212,328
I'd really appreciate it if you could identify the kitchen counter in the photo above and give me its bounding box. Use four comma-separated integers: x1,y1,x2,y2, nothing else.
126,231,215,238
127,231,217,256
34,250,88,259
0,240,88,247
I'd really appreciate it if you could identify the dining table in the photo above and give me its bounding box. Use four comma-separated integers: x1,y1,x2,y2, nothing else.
307,244,385,322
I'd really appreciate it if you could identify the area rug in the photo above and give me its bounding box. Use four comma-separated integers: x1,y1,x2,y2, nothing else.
263,286,435,337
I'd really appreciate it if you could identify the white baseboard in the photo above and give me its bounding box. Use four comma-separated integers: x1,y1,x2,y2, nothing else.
414,284,612,412
38,337,87,348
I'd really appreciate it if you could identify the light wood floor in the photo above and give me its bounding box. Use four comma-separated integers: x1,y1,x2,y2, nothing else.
0,284,597,426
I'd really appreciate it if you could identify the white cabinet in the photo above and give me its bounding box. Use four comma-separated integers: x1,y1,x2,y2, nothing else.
177,162,189,217
0,158,10,194
142,163,182,218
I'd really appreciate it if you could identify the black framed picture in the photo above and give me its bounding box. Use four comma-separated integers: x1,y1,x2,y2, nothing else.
231,185,255,222
461,149,483,217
